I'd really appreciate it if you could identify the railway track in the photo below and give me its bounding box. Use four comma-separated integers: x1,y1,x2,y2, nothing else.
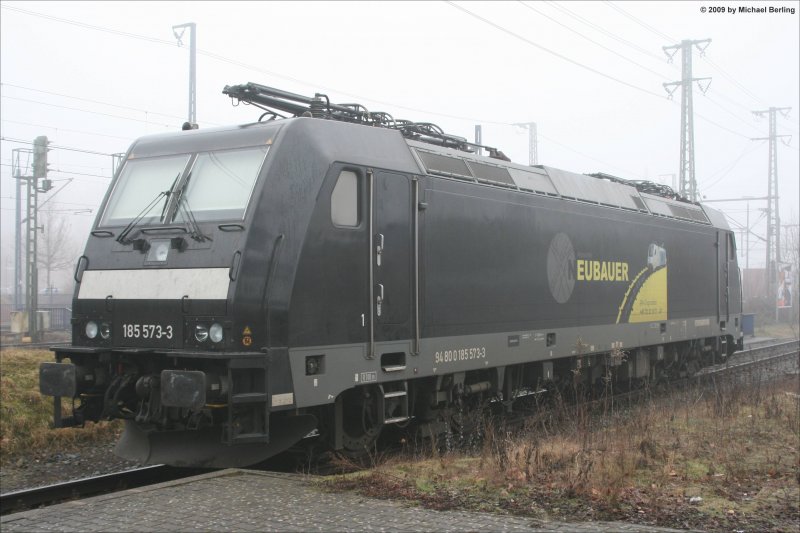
463,338,799,446
701,338,798,378
1,339,796,515
0,465,210,516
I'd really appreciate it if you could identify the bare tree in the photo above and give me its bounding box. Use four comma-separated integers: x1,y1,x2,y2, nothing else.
37,207,80,303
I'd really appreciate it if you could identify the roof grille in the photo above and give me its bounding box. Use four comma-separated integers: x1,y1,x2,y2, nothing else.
416,150,472,177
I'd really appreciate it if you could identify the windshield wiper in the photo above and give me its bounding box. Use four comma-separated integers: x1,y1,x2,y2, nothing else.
116,172,181,245
176,195,211,242
171,173,211,243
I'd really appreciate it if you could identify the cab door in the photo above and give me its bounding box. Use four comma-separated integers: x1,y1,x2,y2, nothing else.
370,170,412,344
726,232,742,316
717,230,732,323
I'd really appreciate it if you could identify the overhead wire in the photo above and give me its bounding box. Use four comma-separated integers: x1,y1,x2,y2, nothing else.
1,95,176,129
535,133,644,178
548,0,770,136
0,137,117,157
522,3,780,137
2,2,790,182
0,206,94,214
4,2,759,147
713,90,763,114
701,57,769,107
696,56,799,139
0,5,507,126
447,2,753,140
0,162,111,181
0,4,176,46
1,83,195,122
546,1,675,65
49,168,112,179
2,118,135,141
700,96,766,134
0,4,373,120
601,1,783,119
2,0,783,147
40,199,98,208
446,1,665,99
696,57,800,134
699,141,765,192
2,4,636,174
517,1,671,80
604,1,676,43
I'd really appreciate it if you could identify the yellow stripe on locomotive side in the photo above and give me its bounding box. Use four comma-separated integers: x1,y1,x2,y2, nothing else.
616,267,649,324
628,267,668,323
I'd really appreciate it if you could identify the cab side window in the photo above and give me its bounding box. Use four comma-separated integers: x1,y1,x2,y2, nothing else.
331,170,360,227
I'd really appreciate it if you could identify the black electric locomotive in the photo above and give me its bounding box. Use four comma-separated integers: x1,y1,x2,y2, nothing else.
40,83,743,467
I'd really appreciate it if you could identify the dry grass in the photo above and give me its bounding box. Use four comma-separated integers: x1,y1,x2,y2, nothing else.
328,373,800,531
756,321,799,340
0,348,121,464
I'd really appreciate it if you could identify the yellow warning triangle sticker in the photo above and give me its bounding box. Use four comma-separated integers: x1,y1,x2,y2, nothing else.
243,326,252,335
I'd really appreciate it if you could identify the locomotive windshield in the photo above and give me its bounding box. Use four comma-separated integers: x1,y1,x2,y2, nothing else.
174,146,268,222
100,145,268,226
100,154,190,226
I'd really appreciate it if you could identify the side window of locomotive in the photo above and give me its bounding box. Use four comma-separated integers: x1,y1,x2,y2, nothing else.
100,154,191,226
175,145,268,222
331,170,360,227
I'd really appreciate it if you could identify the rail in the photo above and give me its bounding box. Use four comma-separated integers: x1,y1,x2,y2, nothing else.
0,465,210,516
700,339,799,377
1,339,796,515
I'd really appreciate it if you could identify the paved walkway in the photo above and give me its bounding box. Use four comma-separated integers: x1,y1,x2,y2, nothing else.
1,469,686,532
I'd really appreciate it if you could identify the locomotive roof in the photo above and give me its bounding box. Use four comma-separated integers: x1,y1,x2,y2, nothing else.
127,120,283,158
125,117,730,231
211,82,730,232
408,138,730,231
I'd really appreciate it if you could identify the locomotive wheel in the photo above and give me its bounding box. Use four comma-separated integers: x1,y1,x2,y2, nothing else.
340,386,382,454
444,397,483,446
685,359,701,377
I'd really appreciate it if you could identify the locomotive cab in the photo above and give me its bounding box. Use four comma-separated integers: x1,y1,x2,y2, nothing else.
39,121,323,466
40,114,426,466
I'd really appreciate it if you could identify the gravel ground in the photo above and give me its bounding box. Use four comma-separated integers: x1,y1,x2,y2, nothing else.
0,438,144,494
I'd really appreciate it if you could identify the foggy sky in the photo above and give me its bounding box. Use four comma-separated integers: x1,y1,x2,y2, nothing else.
1,1,798,291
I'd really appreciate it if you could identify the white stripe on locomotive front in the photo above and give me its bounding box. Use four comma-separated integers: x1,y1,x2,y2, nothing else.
78,268,230,300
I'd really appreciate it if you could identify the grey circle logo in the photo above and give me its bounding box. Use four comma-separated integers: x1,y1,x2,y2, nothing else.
547,233,575,304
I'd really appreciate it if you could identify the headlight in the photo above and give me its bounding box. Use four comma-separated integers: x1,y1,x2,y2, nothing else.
209,323,224,343
100,322,112,340
85,321,99,339
194,324,209,342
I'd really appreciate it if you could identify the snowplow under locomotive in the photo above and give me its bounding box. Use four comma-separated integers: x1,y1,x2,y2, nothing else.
40,83,744,467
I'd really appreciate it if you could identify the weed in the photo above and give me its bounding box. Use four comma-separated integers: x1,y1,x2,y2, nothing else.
0,348,121,463
330,371,800,531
